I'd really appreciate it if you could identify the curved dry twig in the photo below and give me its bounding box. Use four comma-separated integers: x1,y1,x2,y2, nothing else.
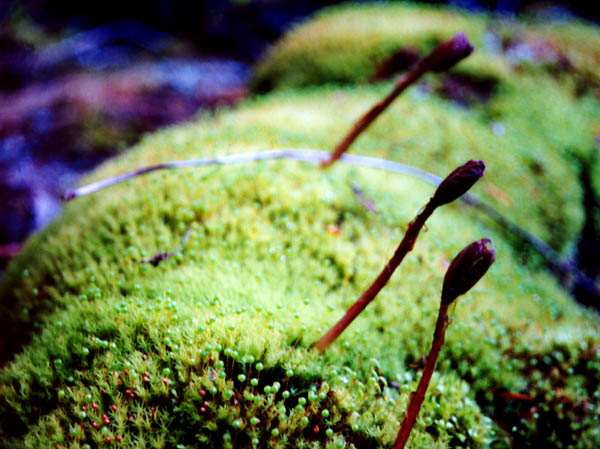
60,149,554,260
62,149,441,200
61,148,584,290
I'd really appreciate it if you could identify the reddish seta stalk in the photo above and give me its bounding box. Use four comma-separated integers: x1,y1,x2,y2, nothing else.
322,32,474,167
315,202,435,352
392,301,449,449
393,239,495,449
315,160,486,353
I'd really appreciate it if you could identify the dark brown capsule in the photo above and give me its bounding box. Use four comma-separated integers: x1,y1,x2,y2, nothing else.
442,238,495,304
418,32,474,73
432,160,485,207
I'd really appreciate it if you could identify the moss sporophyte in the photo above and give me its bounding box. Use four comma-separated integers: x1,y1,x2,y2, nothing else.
393,239,495,449
322,32,474,167
315,160,486,353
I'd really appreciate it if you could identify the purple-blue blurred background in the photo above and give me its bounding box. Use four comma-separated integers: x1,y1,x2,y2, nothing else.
0,0,597,273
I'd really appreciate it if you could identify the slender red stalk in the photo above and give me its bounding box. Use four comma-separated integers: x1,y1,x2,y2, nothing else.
392,239,495,448
321,69,424,168
315,161,485,353
392,302,449,449
314,201,435,353
321,33,473,168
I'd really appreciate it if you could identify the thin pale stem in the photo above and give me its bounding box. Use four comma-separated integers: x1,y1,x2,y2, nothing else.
62,149,441,201
392,301,450,449
315,201,436,353
61,148,578,290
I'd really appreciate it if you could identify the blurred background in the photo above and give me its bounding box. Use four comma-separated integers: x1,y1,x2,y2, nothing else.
1,0,598,276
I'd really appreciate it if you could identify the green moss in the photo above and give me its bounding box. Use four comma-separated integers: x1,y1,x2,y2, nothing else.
252,2,600,255
252,3,491,90
2,3,600,447
508,18,600,91
1,86,599,447
251,3,600,255
254,4,600,254
251,2,600,91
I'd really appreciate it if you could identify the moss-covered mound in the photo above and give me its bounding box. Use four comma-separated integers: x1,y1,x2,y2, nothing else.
252,2,600,91
252,3,600,256
3,3,600,448
252,3,489,90
1,84,600,448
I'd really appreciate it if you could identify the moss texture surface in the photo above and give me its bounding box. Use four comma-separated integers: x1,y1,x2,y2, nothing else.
2,3,600,449
252,2,600,91
252,2,600,257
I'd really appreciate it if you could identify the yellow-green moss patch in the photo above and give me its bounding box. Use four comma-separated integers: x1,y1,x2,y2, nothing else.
1,83,599,446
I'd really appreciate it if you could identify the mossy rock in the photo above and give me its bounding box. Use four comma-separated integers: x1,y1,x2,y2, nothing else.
1,81,600,448
251,2,600,91
252,3,491,90
251,2,600,260
3,3,600,448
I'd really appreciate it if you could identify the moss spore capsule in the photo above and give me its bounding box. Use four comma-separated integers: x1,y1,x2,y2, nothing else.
432,160,486,207
442,238,496,304
417,32,474,73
